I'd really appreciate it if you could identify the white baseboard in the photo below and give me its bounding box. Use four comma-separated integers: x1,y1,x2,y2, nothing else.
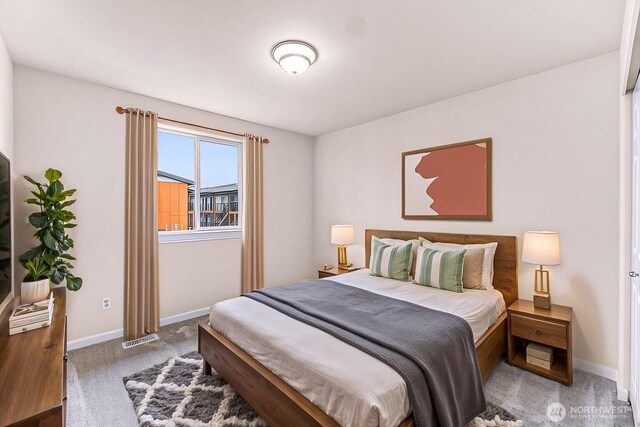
67,328,123,351
159,307,209,327
573,356,629,401
573,356,618,381
67,307,210,351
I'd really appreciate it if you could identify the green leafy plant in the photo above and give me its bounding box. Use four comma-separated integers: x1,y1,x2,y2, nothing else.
23,258,48,282
19,168,83,291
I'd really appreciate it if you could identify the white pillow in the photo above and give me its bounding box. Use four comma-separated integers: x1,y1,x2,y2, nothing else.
421,241,498,289
418,236,431,245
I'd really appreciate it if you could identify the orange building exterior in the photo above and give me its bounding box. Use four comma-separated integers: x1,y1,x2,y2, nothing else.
157,181,189,231
157,171,239,231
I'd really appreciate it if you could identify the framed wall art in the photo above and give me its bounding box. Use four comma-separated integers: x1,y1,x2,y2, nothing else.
402,137,492,220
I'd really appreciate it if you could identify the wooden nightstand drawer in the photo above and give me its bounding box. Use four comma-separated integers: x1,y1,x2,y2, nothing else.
318,270,335,279
510,314,567,349
318,267,361,279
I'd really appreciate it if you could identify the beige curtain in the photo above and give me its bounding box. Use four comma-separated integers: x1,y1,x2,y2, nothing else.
124,109,159,340
241,134,264,293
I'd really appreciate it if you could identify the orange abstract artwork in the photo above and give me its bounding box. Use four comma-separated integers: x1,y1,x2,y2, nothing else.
402,138,492,220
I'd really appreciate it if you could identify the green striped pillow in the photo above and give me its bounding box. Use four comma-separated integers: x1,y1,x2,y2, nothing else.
369,237,412,281
413,246,466,292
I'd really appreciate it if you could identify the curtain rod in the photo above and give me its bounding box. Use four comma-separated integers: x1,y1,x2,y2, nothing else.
115,106,269,143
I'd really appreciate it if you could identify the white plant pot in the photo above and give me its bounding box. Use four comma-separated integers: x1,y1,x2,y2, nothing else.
21,278,51,304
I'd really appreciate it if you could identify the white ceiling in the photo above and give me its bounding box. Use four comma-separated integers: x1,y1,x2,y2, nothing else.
0,0,625,136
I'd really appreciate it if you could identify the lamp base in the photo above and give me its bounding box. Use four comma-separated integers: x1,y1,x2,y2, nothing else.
337,245,351,270
533,292,551,310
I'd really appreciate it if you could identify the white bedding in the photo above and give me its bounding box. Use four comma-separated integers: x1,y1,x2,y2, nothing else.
209,269,506,427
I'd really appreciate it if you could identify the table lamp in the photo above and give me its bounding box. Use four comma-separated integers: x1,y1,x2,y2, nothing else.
331,225,354,269
522,231,560,309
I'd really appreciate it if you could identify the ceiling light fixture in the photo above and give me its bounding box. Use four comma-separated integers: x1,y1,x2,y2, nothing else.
271,40,318,75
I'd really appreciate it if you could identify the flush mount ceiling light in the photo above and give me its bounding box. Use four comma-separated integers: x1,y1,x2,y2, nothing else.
271,40,318,75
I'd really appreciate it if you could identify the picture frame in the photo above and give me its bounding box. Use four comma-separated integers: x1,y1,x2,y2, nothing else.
402,137,492,221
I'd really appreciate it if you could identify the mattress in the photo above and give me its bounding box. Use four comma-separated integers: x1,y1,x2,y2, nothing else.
209,269,506,427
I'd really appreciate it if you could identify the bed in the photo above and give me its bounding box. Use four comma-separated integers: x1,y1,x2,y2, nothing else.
198,230,518,427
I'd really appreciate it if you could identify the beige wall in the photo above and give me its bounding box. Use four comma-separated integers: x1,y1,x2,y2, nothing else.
158,239,241,317
9,50,625,377
314,52,620,372
0,32,13,316
0,34,11,161
13,66,315,342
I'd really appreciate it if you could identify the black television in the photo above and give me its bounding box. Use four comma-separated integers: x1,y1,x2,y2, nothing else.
0,152,10,311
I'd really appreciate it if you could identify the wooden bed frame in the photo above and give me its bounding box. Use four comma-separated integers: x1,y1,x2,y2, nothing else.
199,229,518,427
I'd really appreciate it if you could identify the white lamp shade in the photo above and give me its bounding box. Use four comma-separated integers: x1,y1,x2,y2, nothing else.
331,225,354,245
279,55,310,74
522,231,561,266
272,40,317,75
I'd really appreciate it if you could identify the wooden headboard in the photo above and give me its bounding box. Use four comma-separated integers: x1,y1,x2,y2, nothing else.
365,229,518,307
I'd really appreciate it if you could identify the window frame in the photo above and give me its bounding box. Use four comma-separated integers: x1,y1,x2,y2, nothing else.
157,122,243,244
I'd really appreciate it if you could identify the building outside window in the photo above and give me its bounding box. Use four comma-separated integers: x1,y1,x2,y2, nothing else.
157,124,242,242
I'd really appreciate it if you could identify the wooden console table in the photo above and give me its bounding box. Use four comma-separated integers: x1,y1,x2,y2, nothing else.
0,287,67,426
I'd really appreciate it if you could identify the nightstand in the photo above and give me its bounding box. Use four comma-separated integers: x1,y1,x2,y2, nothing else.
318,267,360,279
507,299,573,385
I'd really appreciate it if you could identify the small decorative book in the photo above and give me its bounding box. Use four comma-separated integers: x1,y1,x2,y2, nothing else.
9,293,55,335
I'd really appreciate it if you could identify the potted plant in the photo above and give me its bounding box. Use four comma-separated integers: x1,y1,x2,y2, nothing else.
20,258,50,304
19,168,83,292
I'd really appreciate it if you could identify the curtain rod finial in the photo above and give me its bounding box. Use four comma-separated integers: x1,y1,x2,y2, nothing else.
115,106,125,114
263,138,270,144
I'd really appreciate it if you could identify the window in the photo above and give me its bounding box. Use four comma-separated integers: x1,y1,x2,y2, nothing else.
157,123,242,242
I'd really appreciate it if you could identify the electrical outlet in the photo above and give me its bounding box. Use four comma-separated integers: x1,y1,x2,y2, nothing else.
102,297,111,310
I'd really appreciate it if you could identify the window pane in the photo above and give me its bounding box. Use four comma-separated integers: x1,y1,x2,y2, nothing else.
200,140,239,228
157,131,195,232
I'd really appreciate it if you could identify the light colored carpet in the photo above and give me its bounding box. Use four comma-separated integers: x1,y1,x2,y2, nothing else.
67,318,201,427
68,317,634,427
484,359,634,426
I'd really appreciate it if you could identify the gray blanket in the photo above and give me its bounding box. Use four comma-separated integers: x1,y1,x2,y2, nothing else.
243,280,486,427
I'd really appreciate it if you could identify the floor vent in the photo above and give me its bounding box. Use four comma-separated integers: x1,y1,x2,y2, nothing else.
121,333,159,349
